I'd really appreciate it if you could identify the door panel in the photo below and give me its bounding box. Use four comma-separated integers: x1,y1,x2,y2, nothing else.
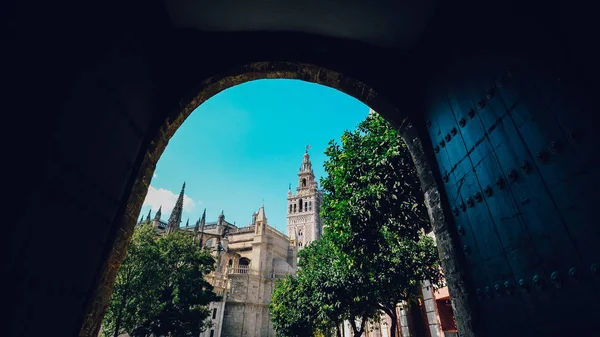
425,53,600,336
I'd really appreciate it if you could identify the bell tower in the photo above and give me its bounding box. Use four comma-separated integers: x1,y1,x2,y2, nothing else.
286,145,323,251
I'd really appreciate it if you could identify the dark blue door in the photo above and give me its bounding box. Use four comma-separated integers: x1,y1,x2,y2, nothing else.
425,52,600,336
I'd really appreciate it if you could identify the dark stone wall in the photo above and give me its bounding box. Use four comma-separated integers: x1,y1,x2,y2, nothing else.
3,0,600,337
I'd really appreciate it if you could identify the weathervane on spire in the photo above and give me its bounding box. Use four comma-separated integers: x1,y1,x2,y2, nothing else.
305,143,311,153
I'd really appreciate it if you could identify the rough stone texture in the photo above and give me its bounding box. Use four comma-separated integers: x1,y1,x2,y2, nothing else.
399,123,477,337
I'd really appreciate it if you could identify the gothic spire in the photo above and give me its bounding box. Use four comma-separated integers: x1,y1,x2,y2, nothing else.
166,182,186,235
199,208,206,245
145,209,152,223
194,218,200,234
298,147,316,189
154,205,162,220
217,210,224,225
185,218,189,229
193,210,203,244
300,151,313,172
256,205,267,222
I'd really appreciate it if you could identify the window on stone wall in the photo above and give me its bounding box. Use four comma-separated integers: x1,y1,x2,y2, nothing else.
289,204,292,213
309,201,312,210
299,199,303,212
299,242,302,247
293,204,296,213
238,257,250,274
210,330,215,337
213,308,217,319
302,178,306,187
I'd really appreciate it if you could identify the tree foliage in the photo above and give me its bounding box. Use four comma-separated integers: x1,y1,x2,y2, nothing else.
321,112,429,253
270,275,316,337
270,113,443,337
320,112,443,337
270,237,379,337
102,224,219,337
299,238,380,337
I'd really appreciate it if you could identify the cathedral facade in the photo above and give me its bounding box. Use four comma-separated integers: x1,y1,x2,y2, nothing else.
144,202,297,337
137,150,321,337
136,148,457,337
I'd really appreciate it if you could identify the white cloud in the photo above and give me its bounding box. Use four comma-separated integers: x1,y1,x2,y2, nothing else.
143,185,196,215
153,173,158,179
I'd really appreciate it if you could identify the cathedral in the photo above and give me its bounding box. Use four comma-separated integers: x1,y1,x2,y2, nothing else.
137,147,457,337
137,149,323,337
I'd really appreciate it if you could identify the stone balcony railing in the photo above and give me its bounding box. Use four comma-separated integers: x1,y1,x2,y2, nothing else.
228,226,255,234
227,265,260,276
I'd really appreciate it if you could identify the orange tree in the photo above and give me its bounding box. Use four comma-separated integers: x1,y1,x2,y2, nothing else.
320,112,443,337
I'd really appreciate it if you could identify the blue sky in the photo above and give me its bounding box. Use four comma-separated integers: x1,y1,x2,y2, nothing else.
139,79,369,233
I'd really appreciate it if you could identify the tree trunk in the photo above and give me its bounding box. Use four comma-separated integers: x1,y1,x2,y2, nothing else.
350,319,361,337
113,290,127,337
350,316,367,337
381,305,399,337
358,316,367,336
390,310,399,337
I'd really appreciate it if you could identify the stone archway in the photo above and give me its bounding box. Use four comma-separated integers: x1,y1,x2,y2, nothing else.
79,61,474,337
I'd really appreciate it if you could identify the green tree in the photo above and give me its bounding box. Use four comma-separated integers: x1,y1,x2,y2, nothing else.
270,275,315,337
102,224,162,337
102,225,219,337
321,112,443,337
142,230,220,337
270,235,381,337
298,238,379,337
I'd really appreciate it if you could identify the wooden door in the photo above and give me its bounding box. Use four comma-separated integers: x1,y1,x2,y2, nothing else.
424,51,600,336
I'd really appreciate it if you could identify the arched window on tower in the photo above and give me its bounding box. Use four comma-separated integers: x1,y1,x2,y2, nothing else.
299,199,303,212
302,178,307,187
305,201,308,210
309,201,312,211
289,204,292,213
293,204,297,213
238,258,250,274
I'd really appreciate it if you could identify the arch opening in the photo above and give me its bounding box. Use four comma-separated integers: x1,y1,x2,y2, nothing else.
81,61,473,337
238,257,250,274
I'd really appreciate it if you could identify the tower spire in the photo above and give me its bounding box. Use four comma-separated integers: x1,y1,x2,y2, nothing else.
154,205,162,220
199,208,206,245
288,147,322,253
255,205,267,236
167,182,185,234
185,218,189,229
145,208,152,223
